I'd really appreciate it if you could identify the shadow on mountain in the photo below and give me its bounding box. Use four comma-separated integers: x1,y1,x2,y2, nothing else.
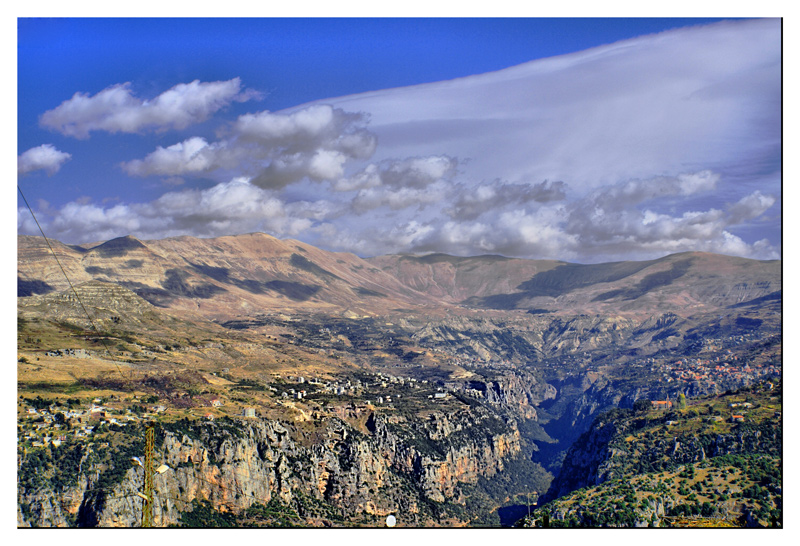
188,262,321,300
402,253,513,266
88,236,146,258
728,290,782,309
355,287,388,298
289,253,341,280
162,269,227,299
264,280,320,301
471,258,662,309
18,278,55,297
592,258,693,302
84,266,114,276
189,262,231,282
118,281,176,307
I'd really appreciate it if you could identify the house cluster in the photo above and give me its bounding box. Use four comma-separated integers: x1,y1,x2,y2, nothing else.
18,399,140,449
43,348,88,358
281,389,307,400
439,354,516,370
656,355,780,389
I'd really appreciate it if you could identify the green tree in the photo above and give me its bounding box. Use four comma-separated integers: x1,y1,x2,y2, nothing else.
677,393,687,409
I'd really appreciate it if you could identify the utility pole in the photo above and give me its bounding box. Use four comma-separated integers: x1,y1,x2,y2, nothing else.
142,422,155,527
527,491,531,520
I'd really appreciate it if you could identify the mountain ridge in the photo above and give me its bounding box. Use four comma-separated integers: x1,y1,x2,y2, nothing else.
18,233,780,322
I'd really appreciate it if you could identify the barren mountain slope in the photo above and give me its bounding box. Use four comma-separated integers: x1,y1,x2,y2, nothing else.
19,234,780,323
18,233,445,321
373,251,781,317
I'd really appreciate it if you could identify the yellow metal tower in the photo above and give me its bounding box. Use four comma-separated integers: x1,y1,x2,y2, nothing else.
142,422,155,527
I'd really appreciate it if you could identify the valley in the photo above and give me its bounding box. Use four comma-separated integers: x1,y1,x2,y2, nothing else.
16,233,781,527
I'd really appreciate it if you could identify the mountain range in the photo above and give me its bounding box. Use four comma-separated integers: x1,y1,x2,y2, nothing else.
16,232,782,527
17,232,781,323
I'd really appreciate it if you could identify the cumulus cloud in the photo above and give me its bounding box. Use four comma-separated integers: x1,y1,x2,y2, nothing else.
40,78,260,138
559,174,778,260
375,156,458,189
336,155,458,213
307,168,777,261
446,179,567,220
20,169,779,262
726,191,776,224
351,183,451,214
25,178,306,243
581,171,720,215
332,155,457,193
18,144,72,175
122,137,220,177
122,104,377,188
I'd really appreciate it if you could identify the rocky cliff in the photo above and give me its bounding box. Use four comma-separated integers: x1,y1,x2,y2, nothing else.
18,407,521,527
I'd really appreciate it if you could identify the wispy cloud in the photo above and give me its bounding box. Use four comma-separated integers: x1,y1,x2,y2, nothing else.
40,78,261,138
18,144,72,175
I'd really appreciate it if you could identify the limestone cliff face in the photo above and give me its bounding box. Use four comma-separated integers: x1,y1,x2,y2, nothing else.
18,410,521,527
443,370,556,421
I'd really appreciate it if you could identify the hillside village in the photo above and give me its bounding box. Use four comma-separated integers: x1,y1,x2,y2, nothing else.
17,366,460,453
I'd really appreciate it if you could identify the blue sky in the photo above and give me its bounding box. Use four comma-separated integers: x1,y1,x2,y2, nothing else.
16,17,781,262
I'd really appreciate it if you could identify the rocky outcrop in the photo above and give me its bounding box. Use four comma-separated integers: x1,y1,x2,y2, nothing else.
443,369,556,421
18,409,521,527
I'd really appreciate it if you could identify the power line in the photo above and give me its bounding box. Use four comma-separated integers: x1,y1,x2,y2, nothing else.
17,184,133,385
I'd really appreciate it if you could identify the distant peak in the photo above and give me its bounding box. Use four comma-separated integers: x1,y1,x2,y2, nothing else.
89,235,147,258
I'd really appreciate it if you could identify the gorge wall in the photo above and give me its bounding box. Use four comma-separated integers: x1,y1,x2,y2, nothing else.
18,409,521,527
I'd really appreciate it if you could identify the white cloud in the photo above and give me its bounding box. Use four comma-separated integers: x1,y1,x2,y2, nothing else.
122,137,220,177
312,19,779,194
40,78,260,138
561,181,778,260
20,178,307,242
18,144,72,175
726,191,776,224
351,182,450,214
377,156,458,189
123,104,377,188
234,104,339,143
22,20,780,264
332,163,382,192
446,179,567,220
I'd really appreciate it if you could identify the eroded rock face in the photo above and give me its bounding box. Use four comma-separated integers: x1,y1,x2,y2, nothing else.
18,410,521,527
